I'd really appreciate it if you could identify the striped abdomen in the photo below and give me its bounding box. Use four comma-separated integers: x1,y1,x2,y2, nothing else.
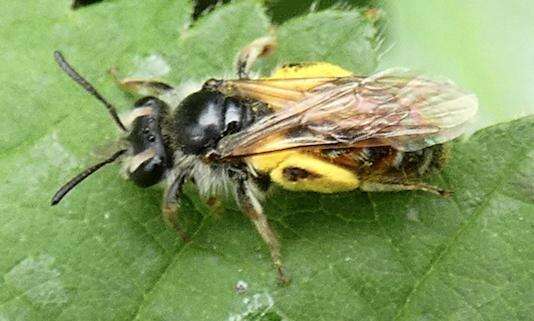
320,144,449,183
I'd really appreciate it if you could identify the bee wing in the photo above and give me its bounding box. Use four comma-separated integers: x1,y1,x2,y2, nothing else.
216,69,478,158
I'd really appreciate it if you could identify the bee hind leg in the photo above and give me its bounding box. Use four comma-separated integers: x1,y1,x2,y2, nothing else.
109,67,174,96
235,177,289,285
360,181,451,197
235,35,277,79
162,174,190,242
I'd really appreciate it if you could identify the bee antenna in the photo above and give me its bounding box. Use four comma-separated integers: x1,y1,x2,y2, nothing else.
53,51,127,132
50,149,127,206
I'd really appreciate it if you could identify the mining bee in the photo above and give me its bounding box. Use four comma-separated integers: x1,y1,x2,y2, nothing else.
51,37,478,284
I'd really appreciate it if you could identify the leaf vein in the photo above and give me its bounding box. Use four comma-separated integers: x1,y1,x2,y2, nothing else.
393,148,530,320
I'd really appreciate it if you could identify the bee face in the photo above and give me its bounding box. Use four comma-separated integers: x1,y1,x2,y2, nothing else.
126,96,173,187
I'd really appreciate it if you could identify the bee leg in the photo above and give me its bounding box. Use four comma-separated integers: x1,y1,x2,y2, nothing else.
235,177,289,285
162,174,191,242
235,35,277,79
360,181,451,197
109,67,174,96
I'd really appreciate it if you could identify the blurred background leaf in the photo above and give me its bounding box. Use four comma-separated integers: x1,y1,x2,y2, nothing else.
382,0,534,128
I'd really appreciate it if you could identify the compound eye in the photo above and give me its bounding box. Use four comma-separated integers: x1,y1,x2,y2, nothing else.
129,155,166,187
127,96,172,187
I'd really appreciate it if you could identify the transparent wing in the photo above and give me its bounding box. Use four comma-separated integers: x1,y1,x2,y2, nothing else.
215,69,478,158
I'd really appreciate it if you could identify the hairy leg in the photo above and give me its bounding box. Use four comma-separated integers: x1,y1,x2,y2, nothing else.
235,35,277,79
162,173,190,242
235,178,289,284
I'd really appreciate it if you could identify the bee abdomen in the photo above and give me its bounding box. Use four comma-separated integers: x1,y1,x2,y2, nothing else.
354,144,448,180
393,144,448,178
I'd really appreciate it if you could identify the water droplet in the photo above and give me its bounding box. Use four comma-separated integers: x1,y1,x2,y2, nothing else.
228,292,279,321
235,280,248,294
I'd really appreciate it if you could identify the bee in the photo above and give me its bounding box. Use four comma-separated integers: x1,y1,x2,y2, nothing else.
51,37,478,284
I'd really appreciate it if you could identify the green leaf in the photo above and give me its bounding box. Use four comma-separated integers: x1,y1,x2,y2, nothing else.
1,1,533,321
259,9,380,74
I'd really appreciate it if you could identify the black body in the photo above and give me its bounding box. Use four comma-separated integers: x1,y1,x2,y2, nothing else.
173,90,255,155
127,89,258,187
127,97,173,187
50,49,262,205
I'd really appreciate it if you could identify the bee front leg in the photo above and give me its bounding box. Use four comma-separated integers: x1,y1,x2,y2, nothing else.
234,176,289,285
162,173,190,242
235,35,277,79
109,67,174,96
360,181,451,197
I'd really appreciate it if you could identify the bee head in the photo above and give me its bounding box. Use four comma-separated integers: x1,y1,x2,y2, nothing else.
125,96,173,187
50,51,173,206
